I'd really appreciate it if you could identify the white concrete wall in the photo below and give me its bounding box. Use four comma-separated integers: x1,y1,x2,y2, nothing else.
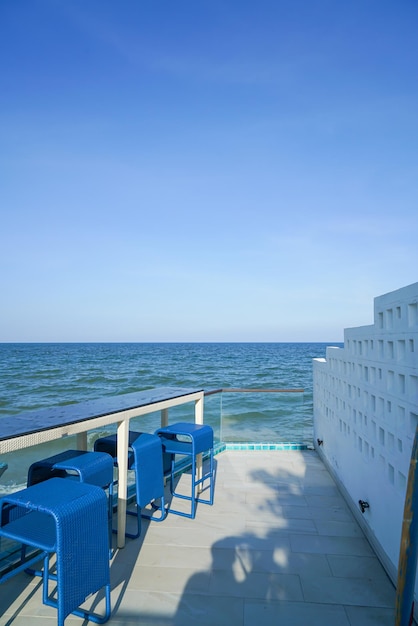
313,282,418,591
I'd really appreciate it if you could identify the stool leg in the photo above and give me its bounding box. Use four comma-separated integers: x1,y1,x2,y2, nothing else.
41,562,111,625
107,482,114,556
192,455,197,518
60,584,111,624
167,452,197,519
125,507,141,540
196,449,214,506
41,554,51,613
168,449,214,518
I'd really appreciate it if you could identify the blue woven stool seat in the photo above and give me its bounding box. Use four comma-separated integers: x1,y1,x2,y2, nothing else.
27,450,114,556
94,432,167,538
28,449,114,489
0,477,111,625
94,431,173,474
94,431,143,469
155,422,215,519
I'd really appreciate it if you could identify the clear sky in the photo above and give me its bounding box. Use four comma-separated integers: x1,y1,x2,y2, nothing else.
1,0,417,343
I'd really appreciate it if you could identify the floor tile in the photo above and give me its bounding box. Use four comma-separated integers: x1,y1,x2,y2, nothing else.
244,600,351,626
0,449,397,626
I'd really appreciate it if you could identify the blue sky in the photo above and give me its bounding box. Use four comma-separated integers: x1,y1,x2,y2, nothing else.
1,0,417,342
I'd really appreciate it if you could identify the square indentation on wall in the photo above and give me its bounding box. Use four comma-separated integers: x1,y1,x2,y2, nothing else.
408,302,418,327
387,309,393,329
388,463,395,485
379,427,385,446
398,406,406,429
398,471,406,493
410,375,418,400
371,395,376,412
388,432,395,452
388,370,395,391
370,367,376,384
397,340,406,361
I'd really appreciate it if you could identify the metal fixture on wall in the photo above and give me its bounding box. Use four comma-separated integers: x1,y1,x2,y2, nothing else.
359,500,370,513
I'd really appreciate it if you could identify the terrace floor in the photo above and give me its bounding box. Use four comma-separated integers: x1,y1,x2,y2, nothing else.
0,449,397,626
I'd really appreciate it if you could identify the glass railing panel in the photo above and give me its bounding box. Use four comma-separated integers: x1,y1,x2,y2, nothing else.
204,389,310,446
200,390,222,445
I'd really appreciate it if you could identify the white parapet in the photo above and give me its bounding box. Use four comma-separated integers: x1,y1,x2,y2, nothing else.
313,282,418,591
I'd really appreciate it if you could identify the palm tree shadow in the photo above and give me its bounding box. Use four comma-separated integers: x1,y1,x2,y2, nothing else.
172,458,310,625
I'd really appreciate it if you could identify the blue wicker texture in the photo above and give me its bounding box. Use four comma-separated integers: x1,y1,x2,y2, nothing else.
131,434,164,508
53,451,114,488
0,510,56,550
155,422,214,456
28,450,114,489
0,478,110,622
94,431,172,475
95,432,167,538
94,431,143,469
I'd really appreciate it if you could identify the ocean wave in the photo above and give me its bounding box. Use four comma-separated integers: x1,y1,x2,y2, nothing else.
0,342,336,487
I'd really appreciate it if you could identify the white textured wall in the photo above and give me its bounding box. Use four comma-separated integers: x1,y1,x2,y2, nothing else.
313,282,418,589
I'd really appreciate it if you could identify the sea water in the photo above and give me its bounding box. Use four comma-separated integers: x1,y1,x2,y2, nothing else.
0,342,342,491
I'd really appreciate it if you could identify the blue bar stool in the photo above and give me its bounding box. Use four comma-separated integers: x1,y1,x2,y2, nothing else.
94,430,173,475
0,477,111,625
155,422,214,519
94,432,167,538
94,431,144,470
27,450,114,554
